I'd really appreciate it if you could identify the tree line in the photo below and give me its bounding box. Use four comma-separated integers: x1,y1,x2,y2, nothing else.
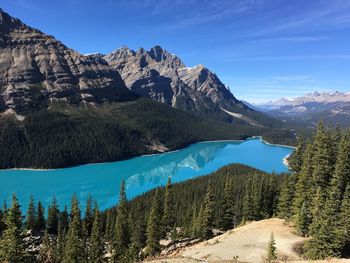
279,122,350,259
0,164,284,262
1,121,347,262
0,98,295,170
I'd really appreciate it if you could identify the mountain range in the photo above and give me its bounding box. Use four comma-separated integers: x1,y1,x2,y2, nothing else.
0,9,293,169
91,46,280,128
252,91,350,128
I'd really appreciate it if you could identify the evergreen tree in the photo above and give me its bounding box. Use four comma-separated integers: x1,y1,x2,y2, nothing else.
312,121,335,190
104,210,115,242
162,177,175,237
201,181,215,239
306,188,343,259
292,142,313,234
220,178,235,230
330,131,350,200
0,194,27,263
129,205,147,261
242,178,255,222
332,123,343,154
38,230,55,263
54,220,67,263
36,201,46,232
264,174,278,218
251,175,263,220
145,189,163,256
277,175,294,220
289,135,305,174
63,195,86,263
298,201,311,236
58,205,69,234
83,195,94,238
339,184,350,252
112,180,130,262
47,197,59,235
267,232,277,262
25,195,36,231
191,205,203,238
89,202,105,263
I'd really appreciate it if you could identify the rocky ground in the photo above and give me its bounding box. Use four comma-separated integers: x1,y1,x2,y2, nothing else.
144,218,323,263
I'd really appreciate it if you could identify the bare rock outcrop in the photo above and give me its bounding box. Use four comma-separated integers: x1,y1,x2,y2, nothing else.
0,8,135,113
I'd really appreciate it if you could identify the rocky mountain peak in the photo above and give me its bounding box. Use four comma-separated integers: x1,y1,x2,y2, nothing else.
0,8,25,34
103,45,267,125
0,10,135,113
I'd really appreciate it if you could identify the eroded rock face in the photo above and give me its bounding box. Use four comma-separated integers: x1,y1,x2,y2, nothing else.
104,46,247,118
0,9,135,113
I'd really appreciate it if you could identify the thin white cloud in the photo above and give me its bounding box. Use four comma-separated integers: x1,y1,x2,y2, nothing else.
246,1,350,38
270,75,314,82
165,0,263,30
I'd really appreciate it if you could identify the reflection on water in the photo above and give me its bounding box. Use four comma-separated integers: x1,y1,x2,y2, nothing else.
0,138,293,212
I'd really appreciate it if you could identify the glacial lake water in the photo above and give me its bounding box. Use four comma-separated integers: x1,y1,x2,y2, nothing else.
0,137,293,212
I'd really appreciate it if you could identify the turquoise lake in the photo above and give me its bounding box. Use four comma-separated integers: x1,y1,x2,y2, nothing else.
0,137,293,212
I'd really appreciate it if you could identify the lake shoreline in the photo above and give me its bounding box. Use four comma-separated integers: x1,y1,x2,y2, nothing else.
1,136,295,172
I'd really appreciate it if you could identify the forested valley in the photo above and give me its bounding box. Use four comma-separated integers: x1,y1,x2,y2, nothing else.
0,121,349,262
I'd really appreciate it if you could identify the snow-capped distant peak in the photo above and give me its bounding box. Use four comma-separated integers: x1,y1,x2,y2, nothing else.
84,52,100,56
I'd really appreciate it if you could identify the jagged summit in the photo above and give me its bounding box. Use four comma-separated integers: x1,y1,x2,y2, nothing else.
0,9,135,113
105,45,185,70
0,8,23,28
104,45,279,127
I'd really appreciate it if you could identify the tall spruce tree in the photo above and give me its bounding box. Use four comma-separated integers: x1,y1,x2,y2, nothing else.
0,194,27,263
242,178,255,222
47,196,59,235
220,178,235,230
264,174,278,219
289,135,305,174
145,189,163,256
55,219,67,263
112,180,130,262
312,121,335,191
292,142,313,235
277,175,294,220
89,202,105,263
201,181,215,239
191,205,203,238
339,184,350,252
83,195,94,238
104,210,115,242
36,201,46,232
306,188,343,259
330,131,350,201
59,205,69,234
25,195,36,231
63,195,86,263
130,204,147,261
162,177,175,237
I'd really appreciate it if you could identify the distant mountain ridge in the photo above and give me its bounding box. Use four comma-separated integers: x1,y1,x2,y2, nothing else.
253,91,350,128
101,46,281,128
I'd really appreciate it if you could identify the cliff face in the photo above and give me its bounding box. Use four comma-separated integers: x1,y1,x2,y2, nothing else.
0,9,135,113
104,46,273,126
104,47,241,110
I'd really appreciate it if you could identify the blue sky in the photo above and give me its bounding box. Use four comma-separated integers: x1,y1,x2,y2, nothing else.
2,0,350,103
